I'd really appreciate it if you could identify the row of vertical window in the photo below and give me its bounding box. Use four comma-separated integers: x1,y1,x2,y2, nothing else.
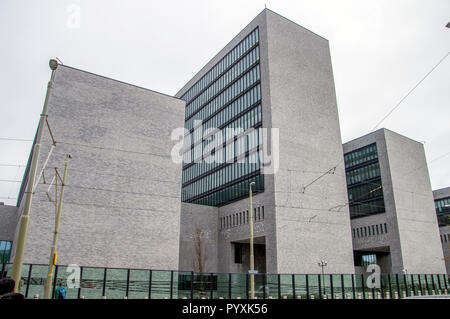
181,28,259,104
185,83,261,133
353,223,388,239
441,233,450,243
185,46,260,117
220,206,265,230
344,143,378,170
346,162,381,186
435,197,450,214
350,198,386,219
185,64,261,119
182,151,262,200
347,179,383,203
185,174,264,207
184,105,262,166
182,128,262,184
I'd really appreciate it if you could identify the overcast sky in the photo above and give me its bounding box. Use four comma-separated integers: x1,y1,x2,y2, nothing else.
0,0,449,206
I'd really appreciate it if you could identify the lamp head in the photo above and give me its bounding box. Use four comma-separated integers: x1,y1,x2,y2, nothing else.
49,59,58,71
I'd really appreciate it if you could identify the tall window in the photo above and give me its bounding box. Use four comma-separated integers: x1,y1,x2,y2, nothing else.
0,241,12,263
345,143,386,219
234,243,243,264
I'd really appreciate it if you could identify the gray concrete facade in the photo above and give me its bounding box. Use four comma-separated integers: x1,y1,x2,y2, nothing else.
344,129,446,274
433,187,450,274
11,65,186,269
0,204,19,245
177,9,355,274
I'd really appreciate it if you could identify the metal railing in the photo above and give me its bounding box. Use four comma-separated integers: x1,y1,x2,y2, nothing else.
1,263,448,299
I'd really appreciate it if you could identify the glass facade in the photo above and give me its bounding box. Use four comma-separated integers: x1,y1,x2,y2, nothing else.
180,28,264,206
344,143,386,219
0,240,12,263
434,197,450,226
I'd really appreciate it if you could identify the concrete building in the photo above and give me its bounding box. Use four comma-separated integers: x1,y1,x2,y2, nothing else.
0,203,18,263
343,128,446,274
177,9,355,274
9,65,186,269
433,187,450,274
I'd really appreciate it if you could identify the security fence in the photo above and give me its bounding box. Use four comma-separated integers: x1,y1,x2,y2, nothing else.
1,263,448,299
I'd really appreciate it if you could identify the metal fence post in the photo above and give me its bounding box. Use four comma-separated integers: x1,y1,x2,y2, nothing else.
228,273,231,299
77,266,83,299
318,274,322,299
51,265,59,299
170,270,174,299
351,274,355,299
341,274,345,299
306,274,309,299
361,274,365,299
126,269,131,298
102,268,107,297
263,274,266,299
25,264,32,298
411,274,415,296
418,275,423,295
292,274,296,299
330,274,334,299
148,270,152,300
388,275,392,298
403,275,408,297
210,273,214,299
277,274,281,299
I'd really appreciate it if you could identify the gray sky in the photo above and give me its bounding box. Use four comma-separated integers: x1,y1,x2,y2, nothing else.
0,0,449,206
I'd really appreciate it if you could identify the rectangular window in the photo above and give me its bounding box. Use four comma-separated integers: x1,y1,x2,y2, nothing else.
234,243,243,264
0,240,12,263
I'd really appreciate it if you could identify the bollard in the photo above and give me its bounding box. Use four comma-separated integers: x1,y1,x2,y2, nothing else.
282,296,287,299
438,289,442,295
163,296,168,299
123,296,128,299
367,293,372,299
425,290,429,296
80,296,85,299
445,289,448,295
182,297,187,299
345,293,351,299
385,292,390,299
101,296,106,299
33,294,39,299
237,297,241,299
431,290,435,296
377,292,381,299
410,291,414,296
418,290,422,296
201,297,206,299
402,291,406,298
335,294,340,299
144,297,148,299
219,297,224,299
394,292,399,299
310,295,315,299
296,295,302,299
357,293,362,300
322,294,327,299
268,296,273,299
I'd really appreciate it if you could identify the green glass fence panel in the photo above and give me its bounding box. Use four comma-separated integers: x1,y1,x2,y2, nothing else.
431,274,439,294
438,274,446,293
16,264,30,297
265,274,278,299
176,271,193,299
80,267,104,299
404,275,413,297
320,274,331,299
253,274,265,299
279,274,292,299
54,265,78,299
151,270,171,299
418,274,426,295
397,274,407,298
192,273,212,299
331,275,342,299
342,275,353,299
354,275,364,299
27,264,47,299
379,274,389,299
294,275,307,299
128,269,150,299
390,275,399,298
425,274,433,294
411,275,420,296
308,275,320,299
230,273,247,299
212,273,229,299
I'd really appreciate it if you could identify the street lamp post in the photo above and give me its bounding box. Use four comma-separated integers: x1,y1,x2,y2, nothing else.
318,260,327,296
249,181,256,299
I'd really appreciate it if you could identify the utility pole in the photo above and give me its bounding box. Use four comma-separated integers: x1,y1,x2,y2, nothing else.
44,154,71,299
249,181,256,299
10,59,58,292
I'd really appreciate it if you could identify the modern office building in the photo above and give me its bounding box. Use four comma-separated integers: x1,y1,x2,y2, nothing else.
0,9,447,278
177,9,355,274
343,129,446,274
433,187,450,274
8,64,186,270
